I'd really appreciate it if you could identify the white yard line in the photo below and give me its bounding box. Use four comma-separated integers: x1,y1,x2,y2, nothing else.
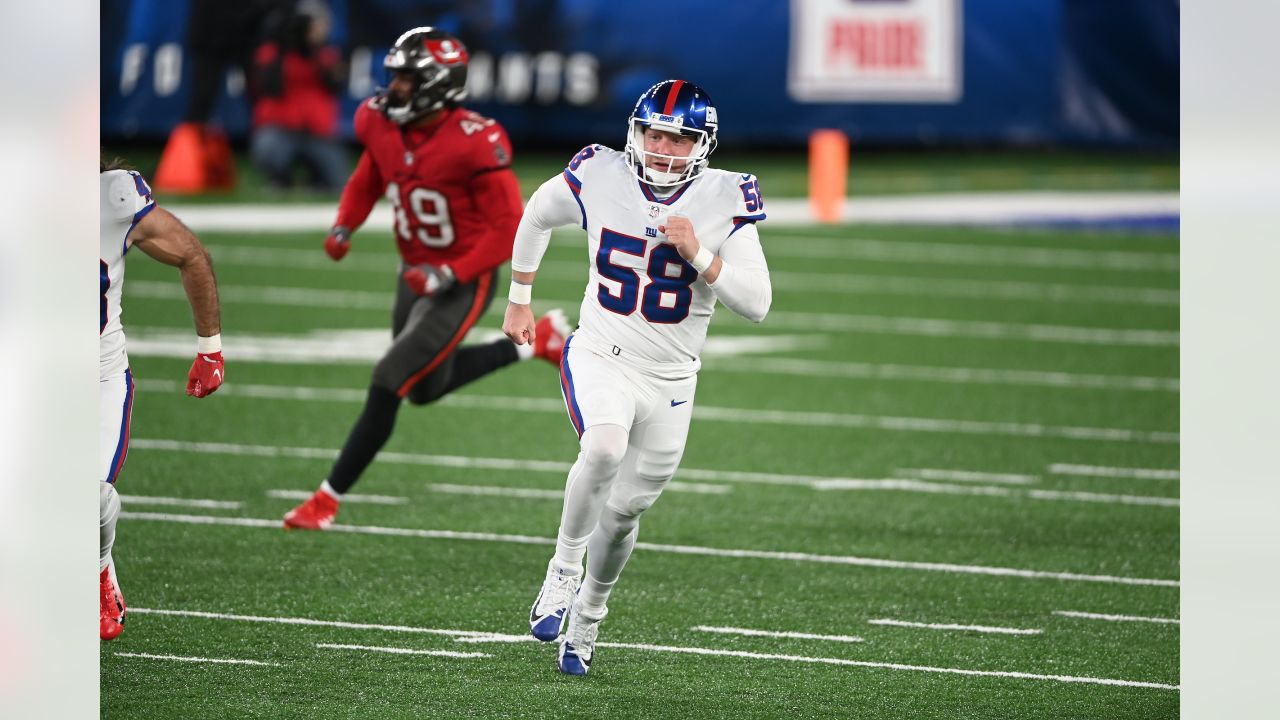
1053,611,1179,625
692,626,864,643
130,438,1179,509
316,644,490,659
700,357,1178,392
125,282,1178,346
814,479,1178,508
132,380,1178,445
128,604,1175,690
131,607,516,639
119,495,242,510
268,489,408,505
1048,464,1179,481
428,483,564,500
893,468,1039,485
596,642,1177,690
124,334,1178,391
119,511,1179,587
201,245,1176,307
112,651,279,667
867,619,1043,636
759,235,1178,272
169,193,1179,234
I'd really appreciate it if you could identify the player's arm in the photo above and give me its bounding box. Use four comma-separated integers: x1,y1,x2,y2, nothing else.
326,149,385,260
502,173,585,345
705,222,772,323
130,206,227,396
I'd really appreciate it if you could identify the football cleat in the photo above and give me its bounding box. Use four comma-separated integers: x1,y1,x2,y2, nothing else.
529,559,581,641
533,309,571,366
100,564,126,641
557,602,607,676
283,487,339,530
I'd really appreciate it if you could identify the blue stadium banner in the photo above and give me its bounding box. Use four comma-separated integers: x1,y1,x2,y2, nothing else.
100,0,1177,147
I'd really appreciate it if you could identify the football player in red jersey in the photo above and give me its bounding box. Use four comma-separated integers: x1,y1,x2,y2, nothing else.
284,27,569,530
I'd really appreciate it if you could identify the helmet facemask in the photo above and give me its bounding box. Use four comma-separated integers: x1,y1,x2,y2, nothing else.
625,118,716,188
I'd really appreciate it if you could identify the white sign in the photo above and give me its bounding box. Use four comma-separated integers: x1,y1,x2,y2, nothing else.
788,0,963,103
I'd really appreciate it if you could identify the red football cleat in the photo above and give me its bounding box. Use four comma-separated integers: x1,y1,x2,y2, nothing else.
283,487,339,530
100,565,126,641
533,309,571,365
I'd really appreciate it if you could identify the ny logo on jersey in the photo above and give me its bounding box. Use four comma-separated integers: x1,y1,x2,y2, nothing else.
645,227,657,237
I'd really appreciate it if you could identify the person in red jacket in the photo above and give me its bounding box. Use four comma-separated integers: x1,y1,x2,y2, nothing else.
249,0,348,192
283,26,570,530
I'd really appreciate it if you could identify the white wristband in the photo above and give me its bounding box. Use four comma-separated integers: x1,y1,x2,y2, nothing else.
690,246,715,274
508,280,532,305
198,333,222,354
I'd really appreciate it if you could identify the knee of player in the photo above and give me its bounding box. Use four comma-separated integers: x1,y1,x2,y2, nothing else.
581,426,628,472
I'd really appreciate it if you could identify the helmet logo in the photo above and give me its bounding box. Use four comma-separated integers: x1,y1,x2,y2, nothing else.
426,38,467,65
650,113,684,126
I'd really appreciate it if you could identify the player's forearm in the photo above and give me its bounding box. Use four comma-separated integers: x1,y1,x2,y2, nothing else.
706,225,771,323
708,262,771,323
333,152,383,231
179,246,222,336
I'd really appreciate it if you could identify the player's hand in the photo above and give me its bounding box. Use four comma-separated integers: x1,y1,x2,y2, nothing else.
186,351,225,398
404,263,455,297
324,226,351,261
657,214,701,262
503,302,536,345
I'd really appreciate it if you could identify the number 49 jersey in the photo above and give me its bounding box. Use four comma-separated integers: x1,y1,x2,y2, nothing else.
558,146,768,379
100,169,156,379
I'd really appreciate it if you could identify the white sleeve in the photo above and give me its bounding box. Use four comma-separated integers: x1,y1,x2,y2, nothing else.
707,223,772,323
510,173,585,273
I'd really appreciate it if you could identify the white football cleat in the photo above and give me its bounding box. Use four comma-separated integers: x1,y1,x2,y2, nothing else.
529,559,580,641
557,601,607,676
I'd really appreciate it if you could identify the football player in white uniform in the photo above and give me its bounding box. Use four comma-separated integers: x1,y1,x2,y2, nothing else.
99,157,225,640
502,80,771,675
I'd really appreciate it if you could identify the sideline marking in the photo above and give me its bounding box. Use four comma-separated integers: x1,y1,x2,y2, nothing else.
120,512,1180,588
1048,464,1179,481
120,495,241,510
317,644,490,659
1054,611,1179,625
112,651,279,667
867,618,1043,635
692,626,864,643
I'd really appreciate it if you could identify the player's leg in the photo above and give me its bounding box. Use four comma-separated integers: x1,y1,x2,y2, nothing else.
99,370,134,640
530,340,637,641
558,373,696,674
284,271,496,528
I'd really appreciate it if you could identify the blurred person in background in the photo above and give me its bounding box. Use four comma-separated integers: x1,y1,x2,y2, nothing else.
503,79,772,675
99,157,225,640
249,0,349,193
282,27,570,531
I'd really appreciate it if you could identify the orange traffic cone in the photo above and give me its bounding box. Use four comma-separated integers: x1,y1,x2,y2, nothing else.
808,129,848,223
153,122,207,194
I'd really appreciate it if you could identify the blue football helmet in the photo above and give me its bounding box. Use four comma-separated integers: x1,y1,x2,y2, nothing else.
625,79,718,187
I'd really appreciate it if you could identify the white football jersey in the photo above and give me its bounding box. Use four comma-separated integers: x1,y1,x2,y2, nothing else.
100,169,155,379
553,146,768,379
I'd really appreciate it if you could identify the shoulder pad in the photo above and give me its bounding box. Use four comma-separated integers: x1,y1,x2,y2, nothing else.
103,170,154,221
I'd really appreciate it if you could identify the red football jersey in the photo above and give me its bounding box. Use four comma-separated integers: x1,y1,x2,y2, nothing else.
334,100,523,282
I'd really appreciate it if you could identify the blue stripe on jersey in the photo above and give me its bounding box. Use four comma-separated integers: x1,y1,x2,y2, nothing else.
124,202,156,254
106,369,136,484
558,336,585,438
728,213,767,238
638,179,693,206
562,170,587,230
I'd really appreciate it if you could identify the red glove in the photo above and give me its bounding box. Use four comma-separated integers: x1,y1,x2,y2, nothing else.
403,264,456,297
187,351,225,398
324,226,351,261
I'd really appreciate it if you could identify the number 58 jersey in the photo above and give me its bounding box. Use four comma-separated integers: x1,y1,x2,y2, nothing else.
541,145,768,380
